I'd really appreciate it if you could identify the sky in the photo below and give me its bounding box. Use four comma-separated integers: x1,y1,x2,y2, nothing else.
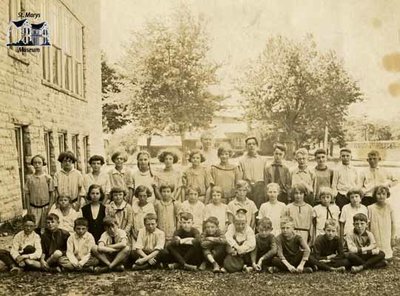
101,0,400,121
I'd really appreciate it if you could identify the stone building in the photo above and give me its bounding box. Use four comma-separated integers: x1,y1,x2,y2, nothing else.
0,0,103,221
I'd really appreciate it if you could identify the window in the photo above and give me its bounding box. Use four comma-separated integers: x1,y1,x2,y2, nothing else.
44,130,56,175
42,0,84,97
82,136,89,173
15,125,29,209
72,134,79,156
58,132,67,154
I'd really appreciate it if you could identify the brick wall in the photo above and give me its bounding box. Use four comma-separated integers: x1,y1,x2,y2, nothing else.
0,0,103,221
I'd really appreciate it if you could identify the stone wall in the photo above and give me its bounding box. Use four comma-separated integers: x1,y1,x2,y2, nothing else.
0,0,103,221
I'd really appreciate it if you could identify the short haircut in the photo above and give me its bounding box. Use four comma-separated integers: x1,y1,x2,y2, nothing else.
87,184,105,202
110,186,127,198
318,187,334,199
46,213,60,222
245,136,258,146
58,151,77,163
134,185,152,198
295,148,308,158
89,155,105,165
236,180,250,191
23,214,36,224
204,216,219,227
353,213,368,223
340,147,352,154
372,185,391,199
158,150,179,164
57,195,72,202
217,144,232,157
273,143,286,153
179,212,194,221
159,184,174,192
280,216,294,227
346,187,364,199
258,217,273,230
367,150,380,158
234,212,247,223
188,149,206,163
266,182,280,192
291,183,309,198
31,154,46,166
324,219,338,229
210,186,223,197
144,213,157,223
111,151,127,163
314,148,326,157
74,217,88,228
103,217,118,228
186,185,201,195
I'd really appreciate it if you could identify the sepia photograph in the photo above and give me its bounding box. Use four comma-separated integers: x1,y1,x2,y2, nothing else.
1,0,400,295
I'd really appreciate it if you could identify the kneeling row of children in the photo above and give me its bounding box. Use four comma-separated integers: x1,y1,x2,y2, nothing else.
0,210,387,274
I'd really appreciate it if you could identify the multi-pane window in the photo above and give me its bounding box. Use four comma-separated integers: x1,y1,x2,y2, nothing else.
42,0,84,97
72,134,79,156
58,132,67,154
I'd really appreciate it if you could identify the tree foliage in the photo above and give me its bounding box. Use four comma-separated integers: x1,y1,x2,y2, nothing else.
237,35,363,151
121,6,221,140
101,53,131,133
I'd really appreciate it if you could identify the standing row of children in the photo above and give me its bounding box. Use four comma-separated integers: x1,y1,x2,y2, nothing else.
5,134,396,274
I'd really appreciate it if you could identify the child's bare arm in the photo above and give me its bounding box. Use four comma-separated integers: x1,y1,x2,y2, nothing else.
250,214,256,229
109,238,128,250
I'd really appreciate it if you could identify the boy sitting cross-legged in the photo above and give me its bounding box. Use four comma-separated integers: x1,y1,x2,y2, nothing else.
250,217,277,272
223,209,256,273
166,212,202,271
131,213,166,270
92,217,130,272
345,213,386,273
40,213,69,272
198,216,227,273
312,219,350,272
0,214,42,273
271,216,316,273
59,218,99,272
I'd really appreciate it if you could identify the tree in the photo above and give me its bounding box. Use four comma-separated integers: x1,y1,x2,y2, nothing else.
101,53,131,133
120,6,221,157
237,35,363,156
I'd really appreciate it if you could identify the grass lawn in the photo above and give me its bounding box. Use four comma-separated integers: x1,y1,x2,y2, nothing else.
0,234,399,296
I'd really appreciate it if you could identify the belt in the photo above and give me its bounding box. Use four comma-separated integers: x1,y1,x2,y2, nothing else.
30,202,50,208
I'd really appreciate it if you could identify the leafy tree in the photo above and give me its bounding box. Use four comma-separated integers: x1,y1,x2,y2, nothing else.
237,35,363,156
101,53,131,133
120,6,221,157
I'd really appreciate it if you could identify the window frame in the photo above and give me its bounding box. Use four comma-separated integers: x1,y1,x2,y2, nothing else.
41,0,85,99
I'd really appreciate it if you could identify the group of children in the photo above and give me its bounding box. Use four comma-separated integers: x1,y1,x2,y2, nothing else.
0,138,396,274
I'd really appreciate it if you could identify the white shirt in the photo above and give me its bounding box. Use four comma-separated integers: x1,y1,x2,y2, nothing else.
66,232,96,265
257,201,286,236
180,200,205,233
340,204,368,235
